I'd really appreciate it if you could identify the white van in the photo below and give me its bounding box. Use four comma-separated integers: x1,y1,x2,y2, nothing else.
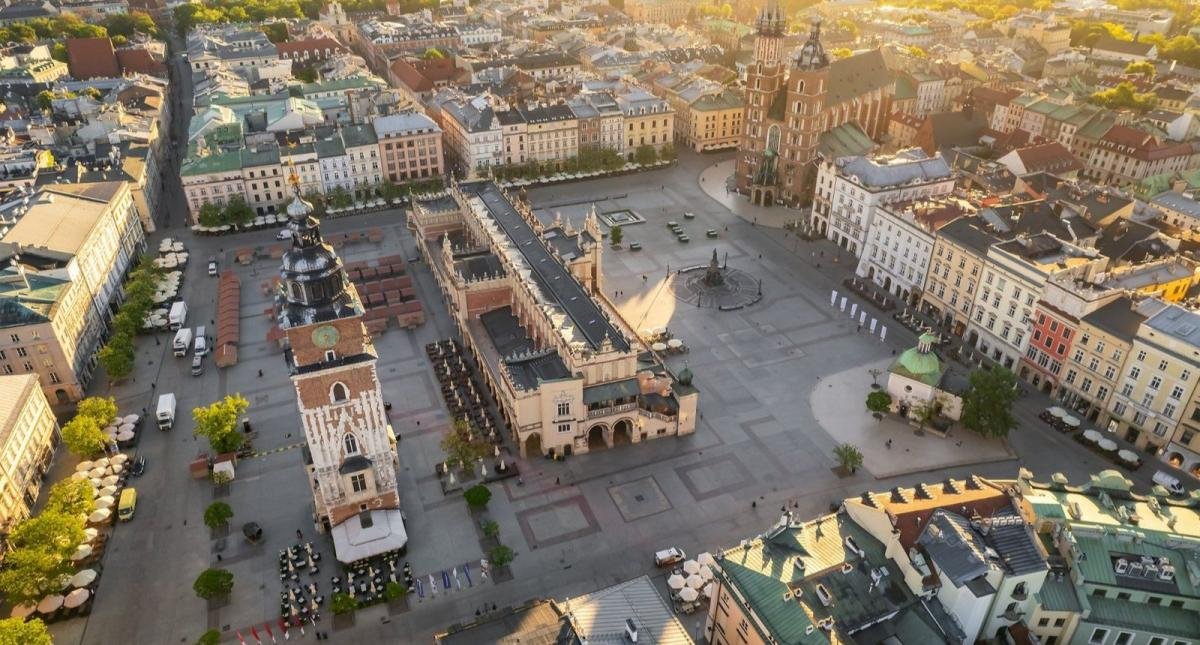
172,328,193,357
1153,471,1187,496
194,326,208,356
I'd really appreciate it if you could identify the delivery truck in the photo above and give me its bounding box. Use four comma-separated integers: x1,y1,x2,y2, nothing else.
168,301,188,330
172,328,193,357
156,393,176,431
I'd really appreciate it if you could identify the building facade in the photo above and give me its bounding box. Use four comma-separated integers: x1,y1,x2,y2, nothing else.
0,374,59,544
374,112,443,184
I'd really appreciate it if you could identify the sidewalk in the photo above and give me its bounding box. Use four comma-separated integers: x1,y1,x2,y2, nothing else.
810,359,1016,479
697,159,799,229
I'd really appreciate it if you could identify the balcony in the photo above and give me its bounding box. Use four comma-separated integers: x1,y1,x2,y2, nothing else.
587,401,638,419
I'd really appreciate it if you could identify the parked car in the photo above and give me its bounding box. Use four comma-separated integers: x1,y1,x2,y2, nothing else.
207,258,218,276
629,242,643,251
1153,470,1187,496
130,456,146,477
683,211,695,219
654,547,686,567
276,229,294,240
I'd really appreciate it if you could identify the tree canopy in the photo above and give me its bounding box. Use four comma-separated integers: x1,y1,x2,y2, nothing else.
440,419,489,469
45,479,95,518
960,368,1019,439
204,502,234,529
61,415,109,458
76,396,117,428
1089,81,1158,113
833,443,863,474
193,568,234,599
192,394,249,454
0,617,52,645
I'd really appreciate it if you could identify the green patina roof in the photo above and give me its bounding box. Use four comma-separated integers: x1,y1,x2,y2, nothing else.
1086,596,1200,638
181,149,243,176
0,270,69,327
889,334,944,386
297,75,386,95
716,513,918,643
1073,532,1199,596
894,75,917,101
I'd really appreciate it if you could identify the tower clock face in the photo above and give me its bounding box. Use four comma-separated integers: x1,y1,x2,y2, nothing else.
311,325,340,349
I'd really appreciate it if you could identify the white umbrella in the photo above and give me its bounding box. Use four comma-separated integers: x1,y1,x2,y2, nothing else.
682,560,700,575
667,338,683,349
83,527,99,542
1118,449,1140,463
1063,416,1080,427
122,415,138,425
88,509,111,523
699,564,714,580
678,587,699,603
1048,406,1066,418
667,574,686,590
686,574,705,589
10,603,36,619
36,595,64,614
1098,439,1118,451
71,544,93,561
89,477,103,487
109,463,125,475
97,486,118,498
697,552,716,567
93,457,110,468
116,430,135,442
702,582,714,598
111,454,128,465
75,460,94,473
94,496,115,509
119,423,134,433
651,342,667,352
1082,429,1102,442
64,588,90,609
88,467,106,478
71,472,89,481
101,475,120,487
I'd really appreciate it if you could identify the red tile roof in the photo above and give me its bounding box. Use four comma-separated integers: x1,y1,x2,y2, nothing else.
389,57,464,93
1012,142,1082,174
276,37,346,60
66,37,119,80
116,48,166,76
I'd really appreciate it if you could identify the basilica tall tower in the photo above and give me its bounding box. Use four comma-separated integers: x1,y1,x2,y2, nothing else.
737,3,787,205
276,176,408,561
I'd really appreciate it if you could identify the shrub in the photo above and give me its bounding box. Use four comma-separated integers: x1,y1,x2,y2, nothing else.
490,544,515,567
463,484,491,509
330,592,358,615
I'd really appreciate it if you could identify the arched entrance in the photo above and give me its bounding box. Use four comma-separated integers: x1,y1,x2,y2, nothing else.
1041,380,1053,395
613,419,633,446
762,190,773,205
523,432,542,458
587,424,609,451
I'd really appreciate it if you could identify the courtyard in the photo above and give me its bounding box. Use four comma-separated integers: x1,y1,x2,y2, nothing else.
47,150,1161,644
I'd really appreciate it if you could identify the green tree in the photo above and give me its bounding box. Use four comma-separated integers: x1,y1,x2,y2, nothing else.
609,224,623,245
1070,20,1132,47
422,47,445,59
292,63,318,83
9,512,84,558
330,591,358,614
0,547,74,603
45,479,95,518
633,145,657,165
835,17,859,38
198,202,223,226
440,419,488,469
261,22,290,43
961,368,1019,439
906,45,927,58
384,581,406,600
0,616,52,645
1124,60,1156,79
77,396,118,427
50,43,68,63
35,90,54,111
193,394,249,454
192,568,234,599
98,332,135,381
61,415,109,458
834,443,863,474
222,196,254,226
463,484,491,509
197,630,221,645
203,502,234,529
481,520,500,538
489,544,514,567
865,390,892,414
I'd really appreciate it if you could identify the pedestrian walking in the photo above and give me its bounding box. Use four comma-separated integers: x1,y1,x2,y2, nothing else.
296,529,303,540
885,439,893,449
555,476,560,485
258,369,263,377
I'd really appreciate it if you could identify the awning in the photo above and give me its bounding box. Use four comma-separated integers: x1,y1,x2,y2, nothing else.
330,509,408,564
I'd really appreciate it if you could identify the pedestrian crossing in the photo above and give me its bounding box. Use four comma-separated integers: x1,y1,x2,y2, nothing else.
249,441,307,458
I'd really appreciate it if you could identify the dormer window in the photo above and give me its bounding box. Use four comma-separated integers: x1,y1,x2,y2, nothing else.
324,350,337,362
331,382,348,403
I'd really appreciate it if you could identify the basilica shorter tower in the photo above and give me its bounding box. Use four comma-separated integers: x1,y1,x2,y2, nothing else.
736,7,893,208
276,174,407,561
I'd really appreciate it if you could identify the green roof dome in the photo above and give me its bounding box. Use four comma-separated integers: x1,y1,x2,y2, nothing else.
889,333,944,386
677,364,693,386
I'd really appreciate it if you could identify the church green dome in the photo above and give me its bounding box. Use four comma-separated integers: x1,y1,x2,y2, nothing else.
889,333,944,386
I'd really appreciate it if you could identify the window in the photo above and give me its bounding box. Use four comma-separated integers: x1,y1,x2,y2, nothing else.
1054,618,1065,627
1137,350,1147,362
1113,633,1132,645
556,401,570,416
331,383,349,402
349,473,367,493
1159,359,1169,371
557,423,571,433
1089,627,1108,645
344,434,359,454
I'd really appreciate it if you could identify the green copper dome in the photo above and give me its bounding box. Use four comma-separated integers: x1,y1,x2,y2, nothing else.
889,333,944,386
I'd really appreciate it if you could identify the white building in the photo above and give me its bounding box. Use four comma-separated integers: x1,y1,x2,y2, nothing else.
856,199,970,306
440,94,504,175
814,149,955,257
966,234,1103,371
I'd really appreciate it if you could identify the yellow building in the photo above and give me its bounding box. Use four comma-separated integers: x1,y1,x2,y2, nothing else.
623,0,690,25
680,87,744,152
1058,295,1141,427
1103,257,1200,302
0,374,59,541
616,88,674,159
1107,299,1200,451
921,217,997,337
